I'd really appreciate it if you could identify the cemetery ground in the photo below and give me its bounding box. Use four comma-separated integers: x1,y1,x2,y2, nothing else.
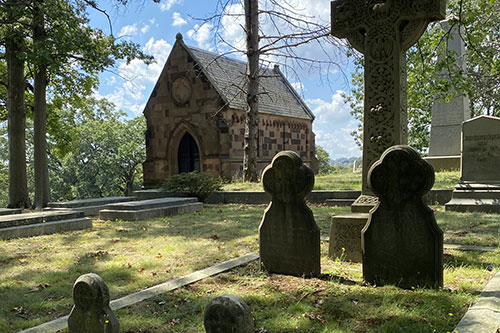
1,199,499,332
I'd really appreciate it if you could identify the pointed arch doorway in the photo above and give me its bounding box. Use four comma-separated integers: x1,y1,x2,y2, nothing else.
177,132,200,173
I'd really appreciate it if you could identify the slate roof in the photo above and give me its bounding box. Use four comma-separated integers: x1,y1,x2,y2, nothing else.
184,44,314,120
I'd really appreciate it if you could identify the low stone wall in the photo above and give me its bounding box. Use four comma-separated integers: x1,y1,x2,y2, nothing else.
134,189,453,205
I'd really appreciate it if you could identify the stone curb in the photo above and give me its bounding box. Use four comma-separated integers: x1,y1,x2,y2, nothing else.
454,271,500,333
18,252,259,333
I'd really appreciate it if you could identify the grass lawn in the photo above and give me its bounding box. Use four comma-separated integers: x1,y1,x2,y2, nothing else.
1,203,498,332
223,170,460,191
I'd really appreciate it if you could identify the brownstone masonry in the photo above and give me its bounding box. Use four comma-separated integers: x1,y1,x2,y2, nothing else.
143,33,317,188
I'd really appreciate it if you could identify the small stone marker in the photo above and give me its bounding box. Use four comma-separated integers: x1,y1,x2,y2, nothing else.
68,273,119,333
362,145,443,289
203,294,253,333
259,150,320,277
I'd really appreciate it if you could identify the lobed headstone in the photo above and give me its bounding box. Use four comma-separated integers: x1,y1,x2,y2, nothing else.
445,115,500,213
363,145,443,289
68,273,119,333
203,294,253,333
259,150,320,277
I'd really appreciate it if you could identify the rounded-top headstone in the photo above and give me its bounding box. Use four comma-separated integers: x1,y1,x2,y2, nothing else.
203,294,253,333
68,273,119,333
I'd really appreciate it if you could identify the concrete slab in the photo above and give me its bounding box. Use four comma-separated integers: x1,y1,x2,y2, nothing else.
99,198,203,221
0,208,23,216
19,252,259,333
0,217,92,240
48,196,137,208
0,210,84,229
454,271,500,332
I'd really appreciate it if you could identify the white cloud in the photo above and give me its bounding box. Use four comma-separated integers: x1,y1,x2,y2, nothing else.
119,24,138,38
141,24,150,34
97,38,172,117
308,91,361,158
159,0,182,12
186,23,213,50
172,12,187,27
290,82,306,94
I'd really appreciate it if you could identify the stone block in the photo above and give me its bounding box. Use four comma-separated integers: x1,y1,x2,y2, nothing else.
259,151,320,277
328,213,368,262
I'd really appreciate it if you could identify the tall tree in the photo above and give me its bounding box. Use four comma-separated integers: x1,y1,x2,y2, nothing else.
4,0,31,208
243,0,259,181
200,0,345,181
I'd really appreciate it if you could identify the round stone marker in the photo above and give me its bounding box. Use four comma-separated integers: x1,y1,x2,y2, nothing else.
203,294,253,333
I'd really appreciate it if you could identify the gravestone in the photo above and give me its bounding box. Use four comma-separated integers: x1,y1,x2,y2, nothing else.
68,273,119,333
445,115,500,213
259,150,320,277
426,21,470,171
203,294,253,333
328,0,446,261
363,145,443,289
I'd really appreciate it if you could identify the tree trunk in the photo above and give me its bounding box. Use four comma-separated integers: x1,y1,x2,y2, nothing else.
33,0,51,208
6,33,31,208
243,0,259,182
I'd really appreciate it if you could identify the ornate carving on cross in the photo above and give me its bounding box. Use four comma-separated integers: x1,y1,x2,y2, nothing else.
331,0,445,196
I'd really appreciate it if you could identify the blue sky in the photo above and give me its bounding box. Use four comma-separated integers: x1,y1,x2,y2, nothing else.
88,0,361,159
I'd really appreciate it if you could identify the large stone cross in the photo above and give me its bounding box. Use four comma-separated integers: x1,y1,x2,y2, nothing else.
331,0,445,200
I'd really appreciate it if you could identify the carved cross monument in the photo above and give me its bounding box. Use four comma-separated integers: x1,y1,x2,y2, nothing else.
331,0,446,208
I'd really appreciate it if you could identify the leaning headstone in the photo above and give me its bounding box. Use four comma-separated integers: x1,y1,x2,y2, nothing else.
68,273,119,333
445,115,500,213
204,294,253,333
328,0,446,262
362,145,443,289
259,150,320,277
427,20,470,171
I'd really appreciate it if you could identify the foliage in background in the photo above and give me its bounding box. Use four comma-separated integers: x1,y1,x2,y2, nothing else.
162,172,223,202
315,146,336,174
344,0,500,154
49,116,146,200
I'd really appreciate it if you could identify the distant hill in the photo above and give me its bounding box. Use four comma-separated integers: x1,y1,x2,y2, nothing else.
331,157,359,166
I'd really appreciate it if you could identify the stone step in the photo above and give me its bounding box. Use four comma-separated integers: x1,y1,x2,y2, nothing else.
0,210,84,229
48,196,137,208
445,198,500,213
451,189,500,200
0,217,92,240
325,199,355,207
103,197,198,211
100,202,203,221
0,208,23,216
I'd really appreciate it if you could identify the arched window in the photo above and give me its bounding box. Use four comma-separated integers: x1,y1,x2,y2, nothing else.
177,132,200,173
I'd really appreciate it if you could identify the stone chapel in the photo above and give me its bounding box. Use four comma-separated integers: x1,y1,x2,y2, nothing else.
142,33,317,188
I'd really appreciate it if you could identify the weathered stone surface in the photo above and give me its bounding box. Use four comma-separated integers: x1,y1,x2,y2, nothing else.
363,145,443,289
328,213,368,262
429,21,470,162
259,151,320,277
0,208,22,216
204,294,253,333
446,115,500,213
68,273,119,333
461,116,500,182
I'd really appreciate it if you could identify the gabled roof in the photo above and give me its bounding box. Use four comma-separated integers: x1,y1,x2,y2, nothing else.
178,36,314,120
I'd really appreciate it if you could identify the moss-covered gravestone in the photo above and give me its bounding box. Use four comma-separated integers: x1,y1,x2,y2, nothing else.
68,273,119,333
203,294,253,333
259,151,320,277
362,145,443,289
